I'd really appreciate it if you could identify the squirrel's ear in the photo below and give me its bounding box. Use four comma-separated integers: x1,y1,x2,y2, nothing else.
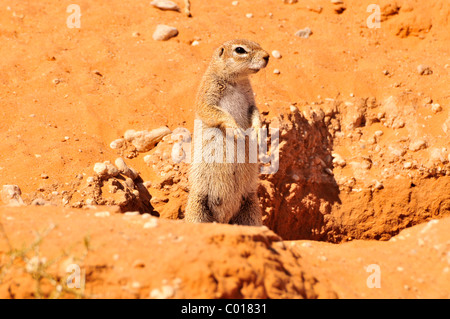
218,47,224,57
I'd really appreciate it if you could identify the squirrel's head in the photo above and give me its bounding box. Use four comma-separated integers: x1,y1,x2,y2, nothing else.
213,39,269,78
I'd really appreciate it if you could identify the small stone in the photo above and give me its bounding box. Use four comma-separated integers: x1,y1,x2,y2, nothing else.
272,50,282,59
85,198,96,206
374,130,384,137
143,181,152,188
429,148,447,164
150,0,180,11
284,0,298,3
40,174,49,179
332,153,346,167
403,162,412,169
295,27,312,39
334,5,346,14
330,0,343,3
273,69,280,75
93,162,108,177
94,211,110,217
1,185,25,206
124,211,140,216
52,78,61,84
144,218,159,229
131,281,141,289
115,158,138,180
232,1,239,5
150,285,175,299
417,65,432,75
110,138,125,149
124,127,171,152
431,104,442,113
191,40,200,46
132,31,140,37
409,140,427,152
374,180,384,190
31,198,48,206
153,25,178,41
105,162,119,177
246,13,253,18
132,259,146,268
289,105,298,113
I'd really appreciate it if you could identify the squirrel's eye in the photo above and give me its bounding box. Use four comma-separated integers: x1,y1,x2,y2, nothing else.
235,47,247,54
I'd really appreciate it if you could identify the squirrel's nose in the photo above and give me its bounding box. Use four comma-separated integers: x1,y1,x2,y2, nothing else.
263,54,270,64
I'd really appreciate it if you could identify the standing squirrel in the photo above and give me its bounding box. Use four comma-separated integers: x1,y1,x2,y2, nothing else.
185,39,269,226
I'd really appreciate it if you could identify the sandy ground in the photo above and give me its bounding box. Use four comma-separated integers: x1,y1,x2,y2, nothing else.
0,0,449,298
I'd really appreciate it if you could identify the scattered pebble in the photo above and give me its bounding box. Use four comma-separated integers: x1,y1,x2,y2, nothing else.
31,198,48,206
93,162,108,176
115,157,139,180
374,130,384,137
152,25,179,41
272,50,282,59
332,153,346,167
144,218,159,229
132,31,140,37
284,0,298,3
124,127,171,152
373,180,384,190
409,139,427,152
294,27,312,39
246,13,253,18
150,285,175,299
132,259,146,268
94,211,110,217
110,138,125,149
417,64,433,75
150,0,180,11
273,69,281,75
40,173,49,179
431,103,442,113
231,1,239,5
124,211,140,217
1,185,24,206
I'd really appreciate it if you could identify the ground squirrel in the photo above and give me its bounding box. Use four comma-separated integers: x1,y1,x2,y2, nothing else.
185,39,269,226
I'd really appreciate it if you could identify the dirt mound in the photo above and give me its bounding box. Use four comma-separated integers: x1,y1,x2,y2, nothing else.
1,206,448,298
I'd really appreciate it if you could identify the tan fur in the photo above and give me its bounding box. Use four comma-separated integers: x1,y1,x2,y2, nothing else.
185,39,269,226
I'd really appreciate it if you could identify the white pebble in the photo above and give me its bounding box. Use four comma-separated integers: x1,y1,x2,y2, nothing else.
152,25,178,41
144,218,159,229
94,211,110,217
110,138,125,149
295,27,312,39
431,104,442,113
272,50,282,59
150,0,180,11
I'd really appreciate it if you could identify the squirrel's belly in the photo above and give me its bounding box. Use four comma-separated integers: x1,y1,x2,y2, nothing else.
218,86,252,128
